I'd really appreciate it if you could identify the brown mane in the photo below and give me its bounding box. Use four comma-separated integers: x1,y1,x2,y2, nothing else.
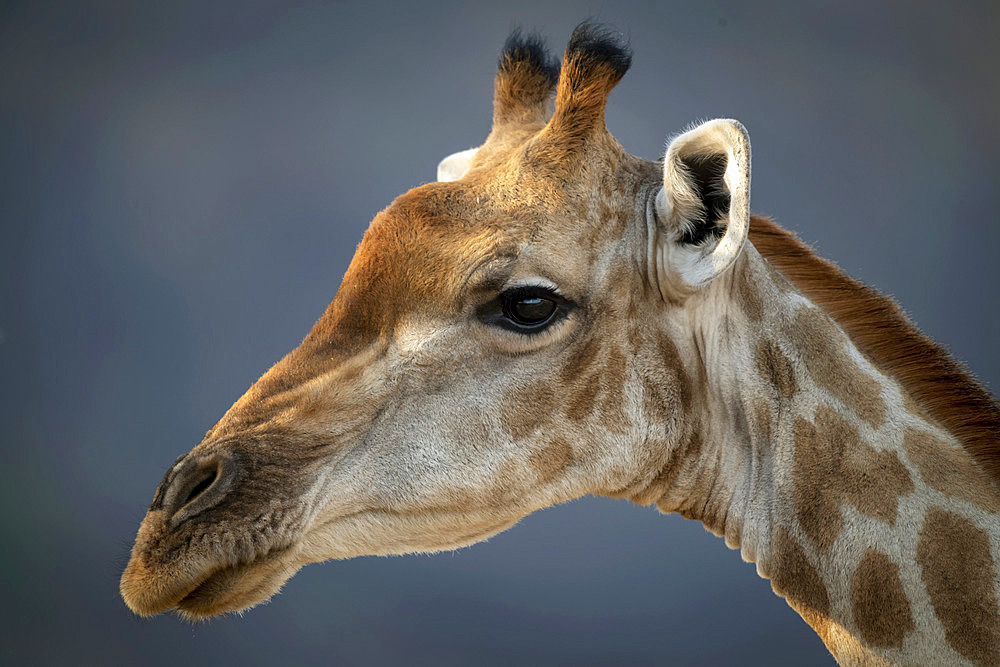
748,215,1000,482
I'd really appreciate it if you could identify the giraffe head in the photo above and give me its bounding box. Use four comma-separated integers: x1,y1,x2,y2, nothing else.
121,24,753,619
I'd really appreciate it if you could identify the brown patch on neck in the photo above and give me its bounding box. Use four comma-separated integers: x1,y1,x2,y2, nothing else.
768,527,833,647
750,215,1000,482
916,508,1000,664
638,333,693,427
755,339,798,399
850,549,914,648
738,268,765,322
657,333,693,405
903,428,1000,513
787,307,886,428
793,407,913,553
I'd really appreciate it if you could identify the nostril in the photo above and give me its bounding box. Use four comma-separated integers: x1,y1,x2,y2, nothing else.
181,467,218,508
161,453,233,524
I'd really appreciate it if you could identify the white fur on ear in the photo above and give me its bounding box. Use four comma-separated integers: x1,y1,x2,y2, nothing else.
651,119,751,298
436,147,479,182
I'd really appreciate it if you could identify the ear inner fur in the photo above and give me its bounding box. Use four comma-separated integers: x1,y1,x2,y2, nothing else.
653,119,751,294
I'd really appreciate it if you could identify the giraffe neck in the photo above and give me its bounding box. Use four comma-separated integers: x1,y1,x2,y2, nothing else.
631,247,1000,665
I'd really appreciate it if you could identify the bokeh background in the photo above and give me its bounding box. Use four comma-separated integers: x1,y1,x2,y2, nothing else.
2,1,998,664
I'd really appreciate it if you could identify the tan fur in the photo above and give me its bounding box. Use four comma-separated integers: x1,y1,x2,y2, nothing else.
492,42,555,130
751,399,773,445
120,25,1000,665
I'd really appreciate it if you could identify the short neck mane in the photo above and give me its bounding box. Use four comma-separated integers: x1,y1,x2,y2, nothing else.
748,215,1000,483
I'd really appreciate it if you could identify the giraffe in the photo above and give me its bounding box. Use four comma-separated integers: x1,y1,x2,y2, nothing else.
120,25,1000,665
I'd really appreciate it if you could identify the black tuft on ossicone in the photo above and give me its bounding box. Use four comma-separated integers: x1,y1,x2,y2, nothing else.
499,29,560,85
565,21,632,77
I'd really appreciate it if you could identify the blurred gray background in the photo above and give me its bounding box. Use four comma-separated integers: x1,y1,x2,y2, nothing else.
2,1,998,665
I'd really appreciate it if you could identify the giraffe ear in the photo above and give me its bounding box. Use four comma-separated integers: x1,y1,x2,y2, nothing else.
436,147,479,182
651,119,751,297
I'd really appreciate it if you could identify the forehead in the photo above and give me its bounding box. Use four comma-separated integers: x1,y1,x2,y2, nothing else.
304,179,519,352
306,140,658,346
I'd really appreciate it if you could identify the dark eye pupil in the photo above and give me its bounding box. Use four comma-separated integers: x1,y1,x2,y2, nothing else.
505,296,556,325
481,286,567,334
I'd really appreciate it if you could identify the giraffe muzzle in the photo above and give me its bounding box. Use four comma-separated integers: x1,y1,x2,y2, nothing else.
155,451,236,528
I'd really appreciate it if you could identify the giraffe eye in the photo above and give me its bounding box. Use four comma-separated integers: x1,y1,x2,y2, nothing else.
478,285,570,334
503,294,557,327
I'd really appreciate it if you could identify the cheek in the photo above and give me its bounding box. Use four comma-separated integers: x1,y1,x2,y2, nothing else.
367,324,612,505
341,393,513,506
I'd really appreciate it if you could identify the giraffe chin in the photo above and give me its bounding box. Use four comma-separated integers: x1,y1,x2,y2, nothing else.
121,545,302,620
174,548,302,620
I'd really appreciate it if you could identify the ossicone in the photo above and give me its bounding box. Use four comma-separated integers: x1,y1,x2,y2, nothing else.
549,22,632,138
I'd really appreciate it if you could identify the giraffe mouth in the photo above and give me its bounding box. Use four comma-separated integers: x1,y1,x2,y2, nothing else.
120,540,302,619
171,546,302,620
